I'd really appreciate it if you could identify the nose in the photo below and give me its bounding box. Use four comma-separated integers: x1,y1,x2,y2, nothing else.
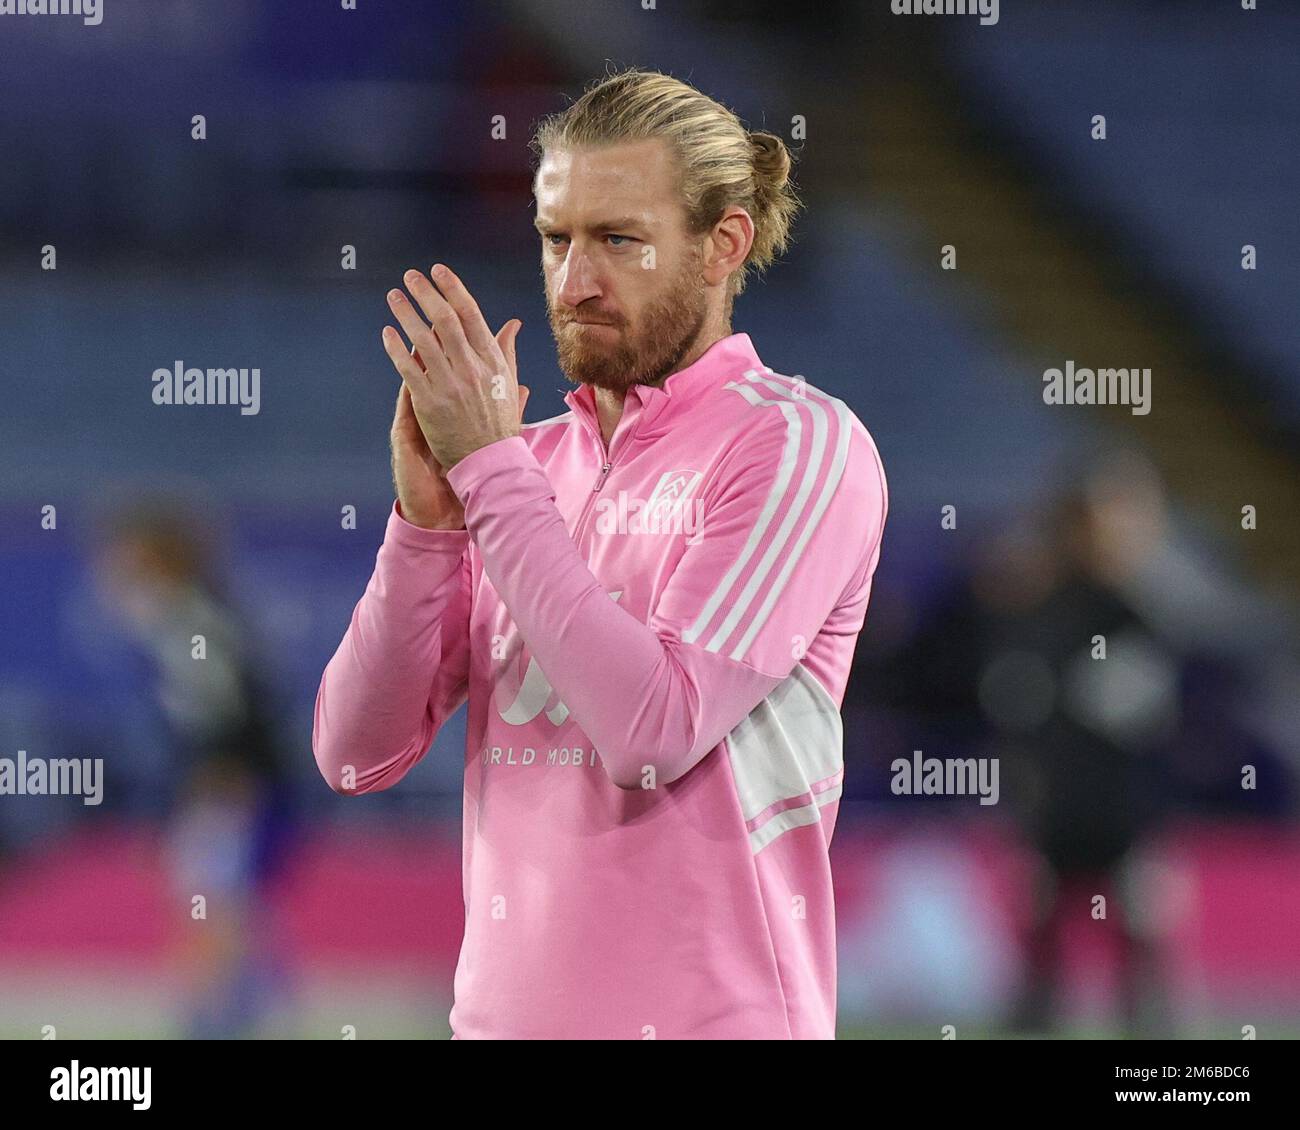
554,243,602,311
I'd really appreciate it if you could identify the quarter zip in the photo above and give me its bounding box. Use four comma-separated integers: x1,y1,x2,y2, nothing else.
569,399,643,548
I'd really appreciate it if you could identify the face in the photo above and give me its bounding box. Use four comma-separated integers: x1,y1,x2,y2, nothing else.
534,138,711,393
97,535,171,628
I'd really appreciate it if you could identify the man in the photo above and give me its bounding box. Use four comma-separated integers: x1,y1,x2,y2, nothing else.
313,68,888,1039
93,502,297,1036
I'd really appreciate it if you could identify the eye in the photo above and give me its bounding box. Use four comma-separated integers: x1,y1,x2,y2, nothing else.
606,234,632,247
544,233,567,248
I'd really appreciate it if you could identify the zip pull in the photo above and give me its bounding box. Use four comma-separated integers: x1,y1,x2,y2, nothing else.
592,461,612,492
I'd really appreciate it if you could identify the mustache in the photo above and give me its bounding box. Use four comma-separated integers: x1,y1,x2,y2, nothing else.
554,310,622,327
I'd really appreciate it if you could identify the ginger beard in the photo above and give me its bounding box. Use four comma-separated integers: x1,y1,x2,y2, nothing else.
548,240,710,394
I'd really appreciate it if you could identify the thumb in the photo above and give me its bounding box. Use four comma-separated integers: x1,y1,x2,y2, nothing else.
518,384,530,422
496,318,522,377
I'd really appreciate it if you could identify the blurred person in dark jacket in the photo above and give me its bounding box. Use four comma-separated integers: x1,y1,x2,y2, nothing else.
974,487,1177,1036
94,500,297,1038
872,457,1188,1035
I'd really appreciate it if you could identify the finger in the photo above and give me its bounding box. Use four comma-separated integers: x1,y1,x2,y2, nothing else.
382,324,435,397
401,269,479,374
428,263,498,358
386,287,451,380
392,381,423,441
409,341,427,373
393,386,434,460
495,318,521,380
518,384,530,422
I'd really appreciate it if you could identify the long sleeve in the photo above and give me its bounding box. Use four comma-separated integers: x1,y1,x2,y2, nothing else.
312,501,473,794
446,418,887,791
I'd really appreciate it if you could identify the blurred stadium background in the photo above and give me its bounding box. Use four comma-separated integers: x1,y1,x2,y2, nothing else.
1,0,1297,1038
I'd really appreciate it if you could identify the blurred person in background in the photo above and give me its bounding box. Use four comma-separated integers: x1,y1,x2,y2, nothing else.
973,480,1177,1036
848,443,1297,1033
880,453,1193,1034
93,501,298,1038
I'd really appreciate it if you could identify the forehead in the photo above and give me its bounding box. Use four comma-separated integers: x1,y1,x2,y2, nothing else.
534,138,682,228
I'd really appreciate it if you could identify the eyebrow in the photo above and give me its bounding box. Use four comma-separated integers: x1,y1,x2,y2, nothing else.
533,215,651,235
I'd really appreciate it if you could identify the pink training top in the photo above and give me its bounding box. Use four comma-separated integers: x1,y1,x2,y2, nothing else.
313,332,888,1039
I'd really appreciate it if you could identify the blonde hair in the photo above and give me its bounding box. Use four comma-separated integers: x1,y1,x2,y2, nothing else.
530,67,802,308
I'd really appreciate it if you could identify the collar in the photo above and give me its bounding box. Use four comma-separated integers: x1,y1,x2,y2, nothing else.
561,332,765,443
